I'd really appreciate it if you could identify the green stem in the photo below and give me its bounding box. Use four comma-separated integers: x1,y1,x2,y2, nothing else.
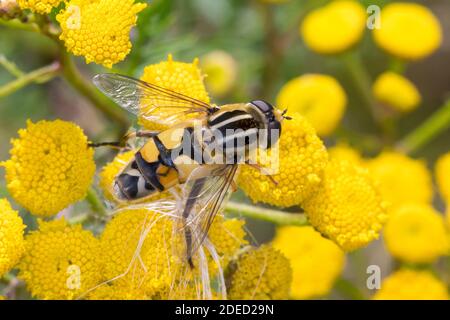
334,277,367,300
397,99,450,155
225,202,309,226
0,61,60,97
59,50,130,131
0,54,24,77
0,18,40,33
389,57,406,74
85,187,107,217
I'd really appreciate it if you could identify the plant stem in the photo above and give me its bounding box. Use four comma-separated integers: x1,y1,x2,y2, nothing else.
0,54,24,77
0,61,60,97
85,187,107,217
334,277,367,300
59,49,130,132
225,201,309,226
397,99,450,155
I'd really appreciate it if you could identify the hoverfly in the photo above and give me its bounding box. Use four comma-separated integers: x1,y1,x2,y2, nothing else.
93,73,289,268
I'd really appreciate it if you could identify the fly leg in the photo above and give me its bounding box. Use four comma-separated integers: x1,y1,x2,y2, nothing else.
245,162,279,185
182,177,207,269
89,130,159,150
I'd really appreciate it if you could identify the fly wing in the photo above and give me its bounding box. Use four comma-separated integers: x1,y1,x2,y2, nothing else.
177,164,239,265
93,73,215,126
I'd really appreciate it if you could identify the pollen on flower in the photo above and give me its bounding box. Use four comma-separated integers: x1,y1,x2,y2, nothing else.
373,72,421,112
383,203,449,264
1,119,95,217
0,198,26,277
227,245,292,300
366,151,433,209
435,151,450,203
18,219,102,300
139,54,210,130
276,74,347,136
17,0,63,14
87,283,148,300
373,269,449,300
328,143,363,165
373,3,442,61
303,159,388,251
238,112,328,208
272,226,345,300
56,0,147,68
300,0,366,55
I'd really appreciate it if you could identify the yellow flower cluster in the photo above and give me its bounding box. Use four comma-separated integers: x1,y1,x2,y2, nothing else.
373,269,449,300
328,143,362,165
139,54,210,130
88,283,148,300
373,72,421,113
373,3,442,61
303,159,388,251
228,245,292,300
276,74,347,136
272,226,345,300
0,199,25,277
300,0,366,55
18,219,102,300
17,0,62,14
238,113,328,208
366,152,433,209
97,208,247,299
435,151,450,203
384,204,449,264
2,120,95,217
57,0,147,68
201,50,237,97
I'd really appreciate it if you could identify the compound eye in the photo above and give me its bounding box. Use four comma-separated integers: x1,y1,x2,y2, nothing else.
250,100,273,113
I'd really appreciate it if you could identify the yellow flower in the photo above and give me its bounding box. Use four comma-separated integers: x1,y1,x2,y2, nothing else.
373,3,442,61
99,151,135,202
238,113,328,208
88,283,148,300
328,143,363,165
300,0,366,55
201,50,237,97
17,0,62,14
228,245,292,300
303,159,388,251
99,208,246,298
1,120,95,217
373,72,421,112
0,199,25,277
366,152,433,209
435,151,450,203
0,295,5,300
139,54,210,130
373,269,449,300
276,74,347,136
57,0,147,68
384,204,449,264
272,226,344,300
18,219,102,300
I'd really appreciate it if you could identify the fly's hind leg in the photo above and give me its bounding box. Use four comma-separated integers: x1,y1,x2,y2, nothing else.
245,162,279,185
89,130,159,150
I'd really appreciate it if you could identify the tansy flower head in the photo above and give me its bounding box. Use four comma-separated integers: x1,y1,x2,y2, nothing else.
366,151,433,209
200,50,237,97
18,219,102,300
435,151,450,203
373,3,442,61
1,119,95,217
0,198,26,277
227,245,292,300
98,208,247,298
57,0,147,68
276,74,347,136
139,54,210,130
238,112,328,208
272,226,345,300
328,143,363,165
88,283,148,300
17,0,62,14
373,72,421,113
373,269,449,300
303,159,388,251
384,203,449,264
300,0,366,55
